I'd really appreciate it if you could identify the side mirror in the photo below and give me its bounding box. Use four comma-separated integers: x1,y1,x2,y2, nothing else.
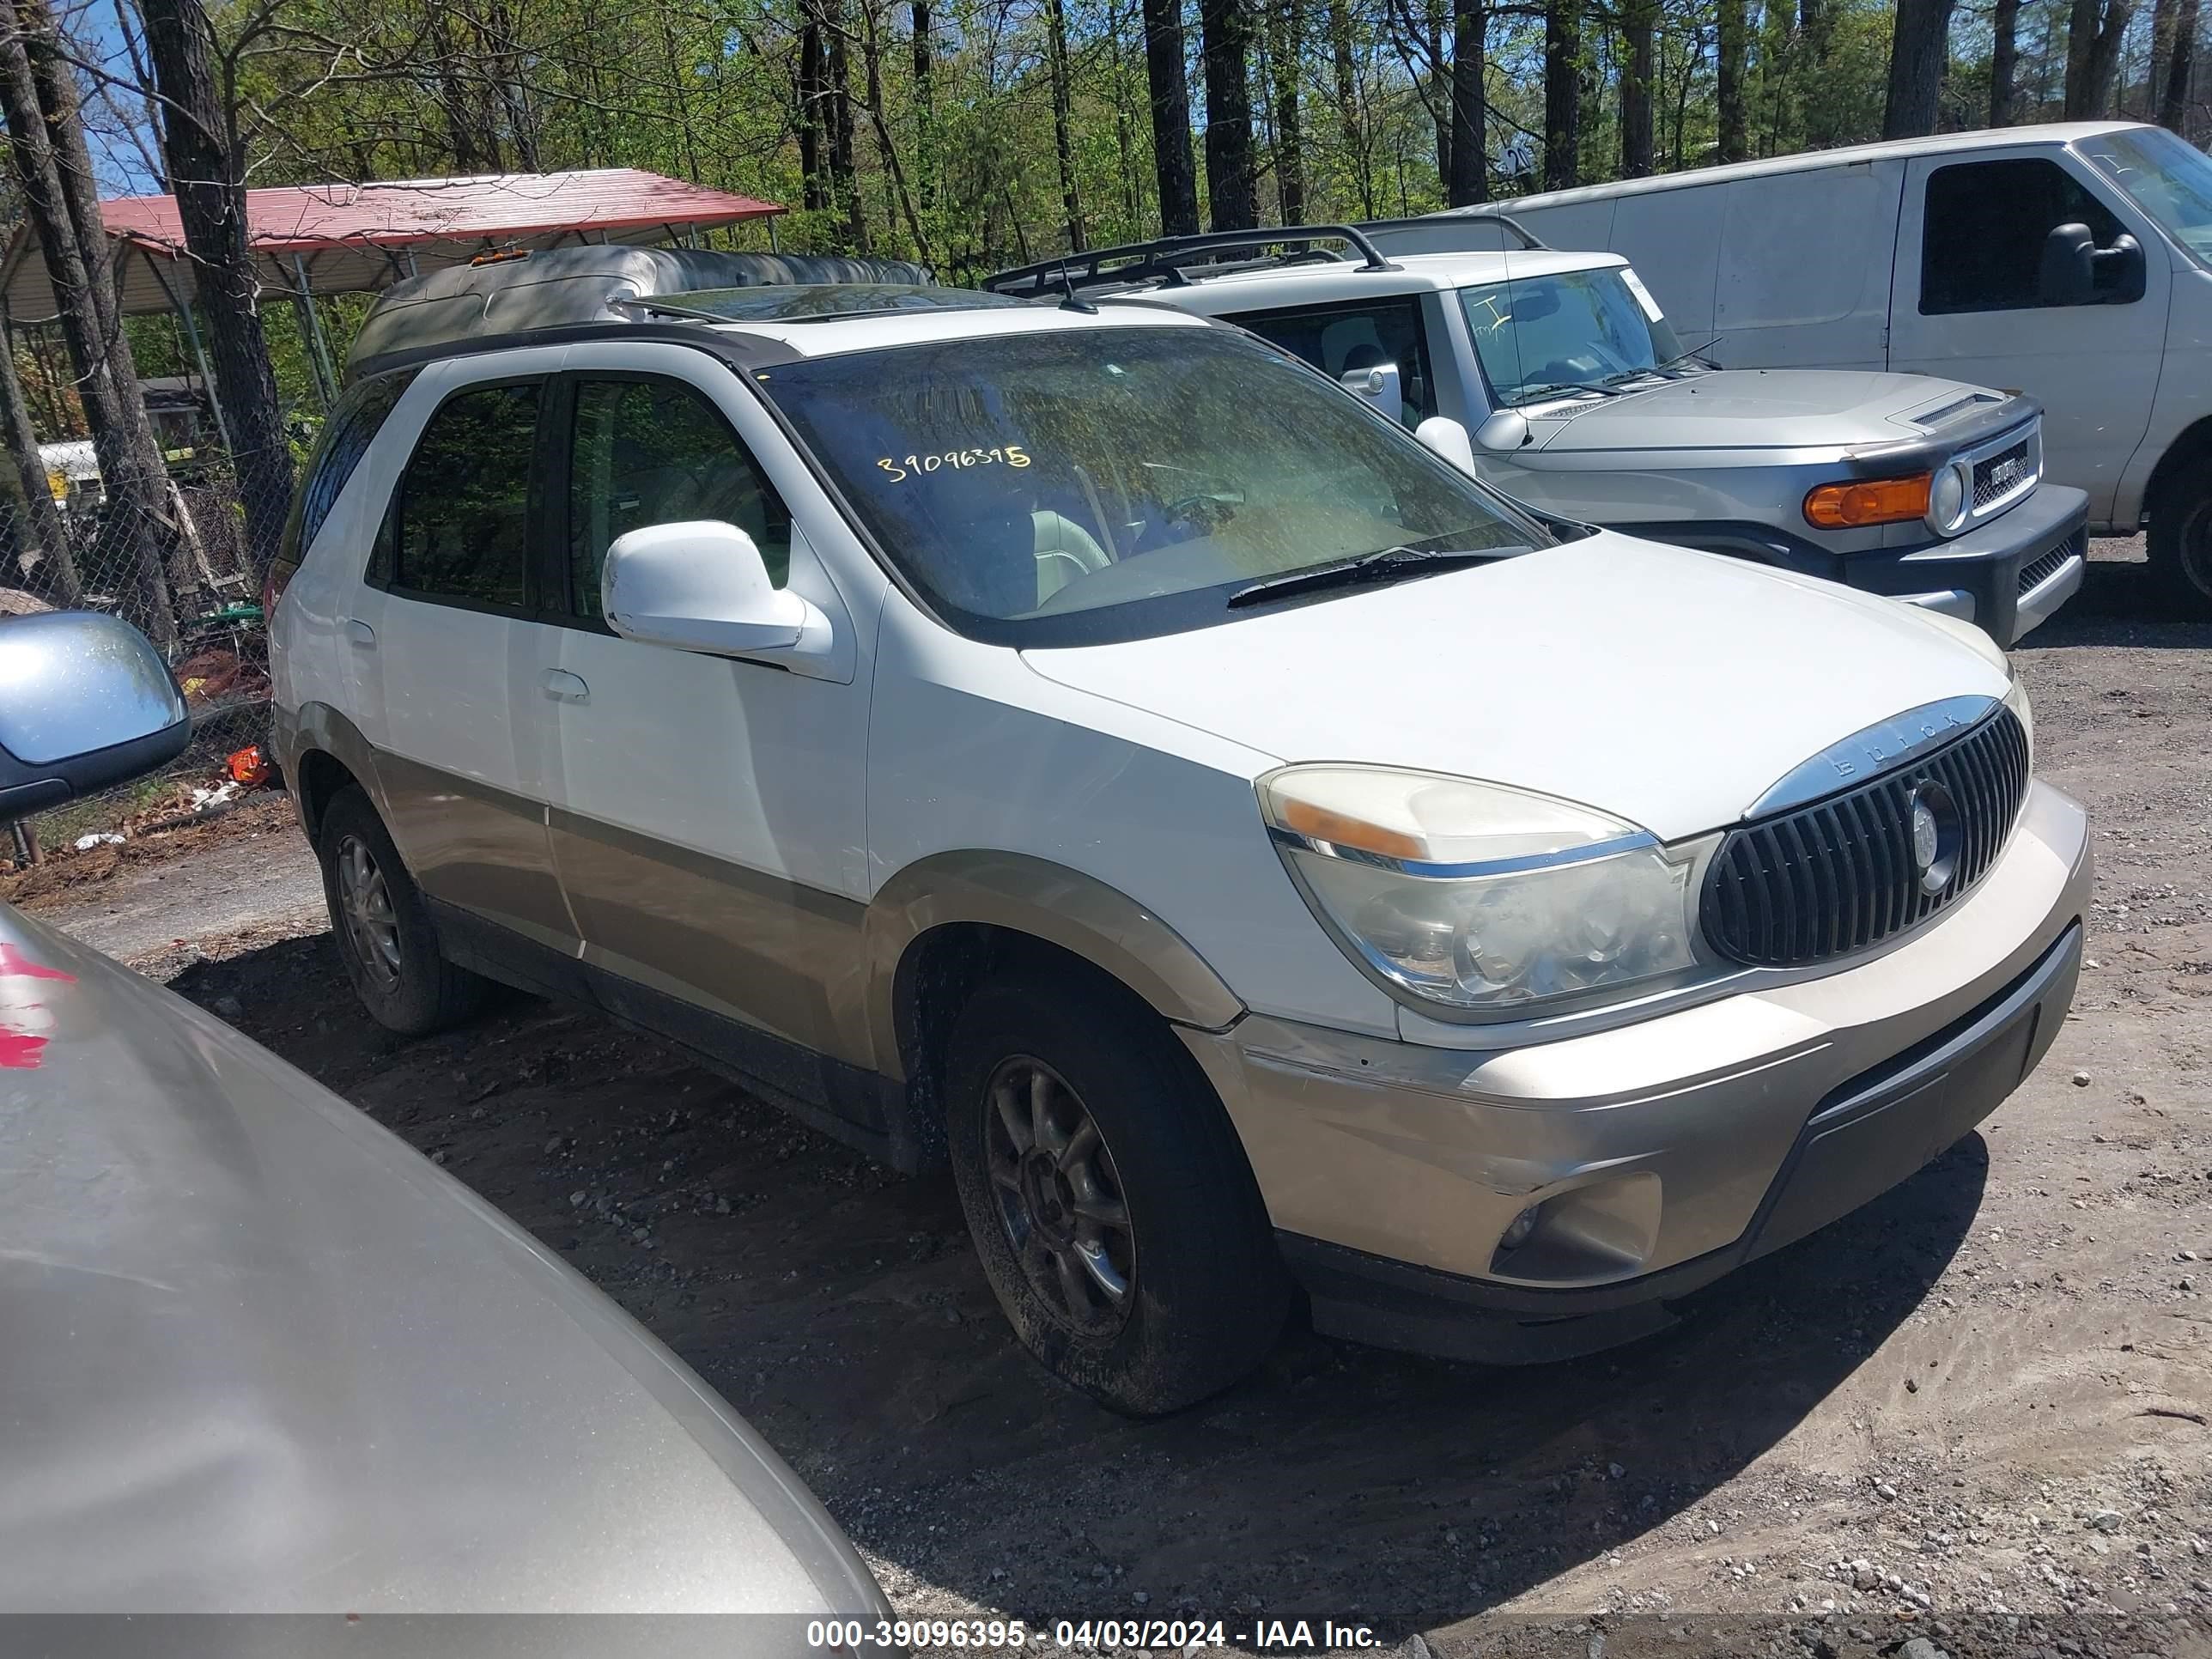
1340,361,1405,427
1413,415,1481,475
1474,410,1532,453
0,611,188,823
2094,232,2147,304
2039,223,2096,307
603,520,830,660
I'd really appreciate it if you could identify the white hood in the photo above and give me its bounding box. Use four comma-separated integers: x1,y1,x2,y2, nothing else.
1022,532,2010,843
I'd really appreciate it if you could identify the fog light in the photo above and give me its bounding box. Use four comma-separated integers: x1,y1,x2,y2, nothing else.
1498,1203,1542,1253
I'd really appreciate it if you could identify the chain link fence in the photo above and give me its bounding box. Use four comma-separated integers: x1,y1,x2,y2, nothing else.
2,445,295,866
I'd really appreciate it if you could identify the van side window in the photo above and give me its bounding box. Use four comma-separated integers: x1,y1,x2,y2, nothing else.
1231,297,1438,426
1921,160,2125,314
391,382,539,609
567,377,792,619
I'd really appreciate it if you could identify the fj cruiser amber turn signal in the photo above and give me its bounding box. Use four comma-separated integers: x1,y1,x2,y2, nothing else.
1803,473,1934,529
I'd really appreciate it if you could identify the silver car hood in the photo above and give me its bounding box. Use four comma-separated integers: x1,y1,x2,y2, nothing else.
1526,368,2007,454
0,907,885,1625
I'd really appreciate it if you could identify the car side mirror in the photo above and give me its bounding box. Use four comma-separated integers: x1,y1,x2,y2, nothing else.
1413,415,1481,475
2094,232,2146,304
1473,410,1532,453
2039,223,2096,307
0,611,188,823
1340,361,1405,426
603,520,830,661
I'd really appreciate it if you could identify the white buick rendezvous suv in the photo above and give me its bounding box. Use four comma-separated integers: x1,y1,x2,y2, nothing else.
270,247,2090,1413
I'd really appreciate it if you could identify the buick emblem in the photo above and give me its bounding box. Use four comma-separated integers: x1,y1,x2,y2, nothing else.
1908,782,1960,896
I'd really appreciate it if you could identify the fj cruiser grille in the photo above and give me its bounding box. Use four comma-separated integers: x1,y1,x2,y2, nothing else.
2017,537,2080,595
1702,709,2031,969
1972,440,2034,511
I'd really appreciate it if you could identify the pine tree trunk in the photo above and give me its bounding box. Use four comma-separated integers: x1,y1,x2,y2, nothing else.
1882,0,1955,137
827,11,867,251
1620,0,1656,173
1717,0,1749,161
1427,0,1449,189
0,325,77,605
1044,0,1086,249
799,22,827,210
139,0,294,585
1447,0,1486,204
0,0,177,646
2158,0,2199,128
1267,0,1306,222
1142,0,1201,234
2064,0,2132,118
1990,0,2020,122
1543,0,1580,186
1200,0,1257,228
913,0,935,211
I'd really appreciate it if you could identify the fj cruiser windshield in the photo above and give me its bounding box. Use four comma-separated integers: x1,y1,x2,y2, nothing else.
2080,127,2212,270
761,327,1542,646
1459,268,1686,407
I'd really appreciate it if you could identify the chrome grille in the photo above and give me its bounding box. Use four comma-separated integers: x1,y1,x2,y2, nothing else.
2017,537,2079,594
1972,440,2033,510
1702,709,2031,969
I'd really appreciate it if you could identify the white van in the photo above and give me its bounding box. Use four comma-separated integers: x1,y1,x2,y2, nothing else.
1367,122,2212,615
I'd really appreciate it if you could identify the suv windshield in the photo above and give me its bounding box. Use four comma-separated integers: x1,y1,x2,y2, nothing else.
2078,127,2212,270
759,326,1543,645
1459,267,1685,407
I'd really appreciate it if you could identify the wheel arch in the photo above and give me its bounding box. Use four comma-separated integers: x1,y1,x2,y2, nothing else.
280,702,385,845
862,853,1246,1158
2143,414,2212,526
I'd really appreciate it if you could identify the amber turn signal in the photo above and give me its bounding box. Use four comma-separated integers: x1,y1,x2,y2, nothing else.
1275,798,1426,861
1802,473,1933,529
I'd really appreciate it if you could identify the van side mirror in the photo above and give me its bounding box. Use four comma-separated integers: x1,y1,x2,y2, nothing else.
603,520,830,661
2040,224,2146,307
1413,416,1481,475
2094,232,2146,304
0,611,188,823
2039,223,2095,307
1340,361,1405,427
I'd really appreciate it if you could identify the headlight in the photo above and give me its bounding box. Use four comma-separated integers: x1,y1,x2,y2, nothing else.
1926,462,1970,535
1258,765,1707,1013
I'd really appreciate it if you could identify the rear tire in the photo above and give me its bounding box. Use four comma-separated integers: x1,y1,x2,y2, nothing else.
943,965,1290,1415
2149,466,2212,621
317,785,489,1036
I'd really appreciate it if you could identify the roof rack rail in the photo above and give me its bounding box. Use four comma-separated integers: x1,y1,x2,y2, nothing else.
1352,210,1549,252
983,223,1399,300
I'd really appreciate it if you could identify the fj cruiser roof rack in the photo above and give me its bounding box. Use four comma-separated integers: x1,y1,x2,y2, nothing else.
344,245,935,381
984,224,1402,301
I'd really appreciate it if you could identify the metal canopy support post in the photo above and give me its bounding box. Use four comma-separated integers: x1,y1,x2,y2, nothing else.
138,247,234,456
289,253,338,410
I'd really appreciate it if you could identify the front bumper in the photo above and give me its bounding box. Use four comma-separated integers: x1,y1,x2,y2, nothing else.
1181,781,2091,1364
1850,483,2088,647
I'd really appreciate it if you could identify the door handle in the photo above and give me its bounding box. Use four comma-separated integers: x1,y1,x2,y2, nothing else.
345,619,376,648
540,669,590,703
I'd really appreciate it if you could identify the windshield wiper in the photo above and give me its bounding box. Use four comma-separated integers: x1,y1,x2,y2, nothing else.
1597,336,1727,389
1225,544,1514,608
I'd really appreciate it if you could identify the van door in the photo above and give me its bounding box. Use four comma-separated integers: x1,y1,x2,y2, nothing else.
346,357,571,957
1712,164,1899,368
537,343,878,1115
1889,149,2168,526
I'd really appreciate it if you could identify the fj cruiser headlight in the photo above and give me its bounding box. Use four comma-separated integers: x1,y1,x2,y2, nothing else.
1258,765,1707,1013
1926,462,1971,535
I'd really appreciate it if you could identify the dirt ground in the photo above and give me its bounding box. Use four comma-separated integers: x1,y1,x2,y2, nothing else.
38,541,2212,1658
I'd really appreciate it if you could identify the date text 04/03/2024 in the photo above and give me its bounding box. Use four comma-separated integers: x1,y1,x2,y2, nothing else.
805,1618,1386,1650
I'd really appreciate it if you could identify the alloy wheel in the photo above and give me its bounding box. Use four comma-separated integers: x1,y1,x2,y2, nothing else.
335,833,403,990
982,1056,1137,1336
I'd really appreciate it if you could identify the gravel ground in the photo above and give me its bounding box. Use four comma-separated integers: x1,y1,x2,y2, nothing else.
33,539,2212,1659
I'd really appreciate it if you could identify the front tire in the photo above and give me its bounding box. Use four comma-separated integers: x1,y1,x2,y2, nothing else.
317,785,489,1036
943,967,1290,1414
2149,466,2212,620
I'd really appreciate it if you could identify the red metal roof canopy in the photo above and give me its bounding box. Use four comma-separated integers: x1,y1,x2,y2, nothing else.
3,168,786,319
